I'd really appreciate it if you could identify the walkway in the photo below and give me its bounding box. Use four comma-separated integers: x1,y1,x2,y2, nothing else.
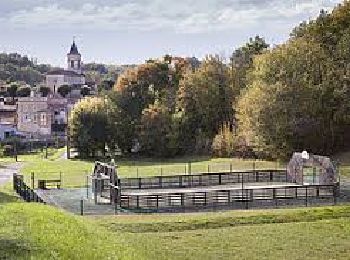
0,163,23,186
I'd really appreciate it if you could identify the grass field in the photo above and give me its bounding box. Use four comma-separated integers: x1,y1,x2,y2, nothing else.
13,152,283,188
2,147,349,188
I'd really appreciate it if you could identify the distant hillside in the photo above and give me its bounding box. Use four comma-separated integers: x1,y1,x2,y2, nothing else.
84,62,137,86
0,53,51,86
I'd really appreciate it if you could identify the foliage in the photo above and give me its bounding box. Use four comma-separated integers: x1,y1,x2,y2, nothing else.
80,86,90,97
139,102,179,157
57,84,71,97
177,55,234,153
230,35,269,93
237,36,350,159
6,83,19,98
16,86,31,97
212,123,239,157
69,97,109,158
0,53,49,85
39,86,50,97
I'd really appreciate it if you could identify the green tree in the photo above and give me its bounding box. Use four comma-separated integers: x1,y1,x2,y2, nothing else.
80,86,90,97
236,37,350,158
139,102,179,157
57,85,71,97
230,35,269,93
177,55,233,153
39,86,50,97
69,97,109,158
16,86,31,97
7,83,19,98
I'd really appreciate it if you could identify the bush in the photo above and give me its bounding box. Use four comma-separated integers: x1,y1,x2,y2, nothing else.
212,123,238,157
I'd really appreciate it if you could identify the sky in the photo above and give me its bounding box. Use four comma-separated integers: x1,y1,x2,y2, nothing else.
0,0,343,67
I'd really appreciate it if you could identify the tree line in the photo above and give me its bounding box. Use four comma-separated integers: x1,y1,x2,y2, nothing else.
70,1,350,159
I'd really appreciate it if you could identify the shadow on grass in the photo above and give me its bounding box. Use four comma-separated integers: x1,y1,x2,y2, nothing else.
73,155,213,167
0,191,19,204
0,238,32,259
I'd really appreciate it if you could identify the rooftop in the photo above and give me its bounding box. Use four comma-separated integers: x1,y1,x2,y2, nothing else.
46,69,82,76
68,41,80,55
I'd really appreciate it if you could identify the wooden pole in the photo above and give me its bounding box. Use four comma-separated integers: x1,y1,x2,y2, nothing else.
31,172,35,189
80,199,84,215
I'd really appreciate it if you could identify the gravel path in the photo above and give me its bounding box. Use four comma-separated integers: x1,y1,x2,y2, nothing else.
0,163,23,186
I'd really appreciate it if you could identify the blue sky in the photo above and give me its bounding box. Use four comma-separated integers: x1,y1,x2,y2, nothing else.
0,0,343,66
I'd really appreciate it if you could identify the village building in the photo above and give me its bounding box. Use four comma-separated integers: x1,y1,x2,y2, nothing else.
0,100,17,140
16,96,74,139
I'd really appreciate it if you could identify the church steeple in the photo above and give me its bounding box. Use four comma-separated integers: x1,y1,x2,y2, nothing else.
69,40,79,55
67,39,82,74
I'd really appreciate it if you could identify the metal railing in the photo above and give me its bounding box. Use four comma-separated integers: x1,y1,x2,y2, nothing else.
13,173,45,203
120,183,339,212
120,170,288,190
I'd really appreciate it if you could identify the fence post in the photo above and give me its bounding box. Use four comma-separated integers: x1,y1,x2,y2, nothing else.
31,172,35,189
333,184,338,205
80,199,84,216
188,162,191,175
13,173,17,191
86,173,89,199
60,172,63,187
305,186,308,207
230,163,232,173
207,164,210,173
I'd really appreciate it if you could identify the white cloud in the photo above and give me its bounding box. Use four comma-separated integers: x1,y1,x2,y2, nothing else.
0,0,343,33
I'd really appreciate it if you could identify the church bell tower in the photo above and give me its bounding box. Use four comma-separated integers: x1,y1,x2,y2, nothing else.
67,40,82,74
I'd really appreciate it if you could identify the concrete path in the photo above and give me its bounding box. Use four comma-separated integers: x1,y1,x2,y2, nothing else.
0,163,23,186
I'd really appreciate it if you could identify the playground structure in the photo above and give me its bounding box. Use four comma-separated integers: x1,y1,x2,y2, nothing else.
89,152,340,213
91,160,119,205
287,152,338,185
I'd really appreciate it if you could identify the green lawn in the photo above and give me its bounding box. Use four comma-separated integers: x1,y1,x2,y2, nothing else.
8,148,350,188
18,153,283,188
0,147,66,163
120,218,350,260
92,206,350,260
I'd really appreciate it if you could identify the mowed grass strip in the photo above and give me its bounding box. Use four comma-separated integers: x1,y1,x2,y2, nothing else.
95,205,350,233
122,218,350,260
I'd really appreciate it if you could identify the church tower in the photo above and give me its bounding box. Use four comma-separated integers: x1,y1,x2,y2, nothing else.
67,40,82,74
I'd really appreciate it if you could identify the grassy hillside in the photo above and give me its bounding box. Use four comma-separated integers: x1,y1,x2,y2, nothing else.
1,176,350,259
0,192,140,259
94,206,350,260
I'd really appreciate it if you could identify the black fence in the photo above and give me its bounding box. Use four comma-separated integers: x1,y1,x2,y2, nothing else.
120,170,288,190
120,183,340,213
13,174,45,203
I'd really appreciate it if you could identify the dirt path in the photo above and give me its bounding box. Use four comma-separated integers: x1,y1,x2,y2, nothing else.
0,163,23,186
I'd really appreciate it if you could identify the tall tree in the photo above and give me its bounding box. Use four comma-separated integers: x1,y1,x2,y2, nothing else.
69,97,109,158
177,55,233,153
230,35,269,93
